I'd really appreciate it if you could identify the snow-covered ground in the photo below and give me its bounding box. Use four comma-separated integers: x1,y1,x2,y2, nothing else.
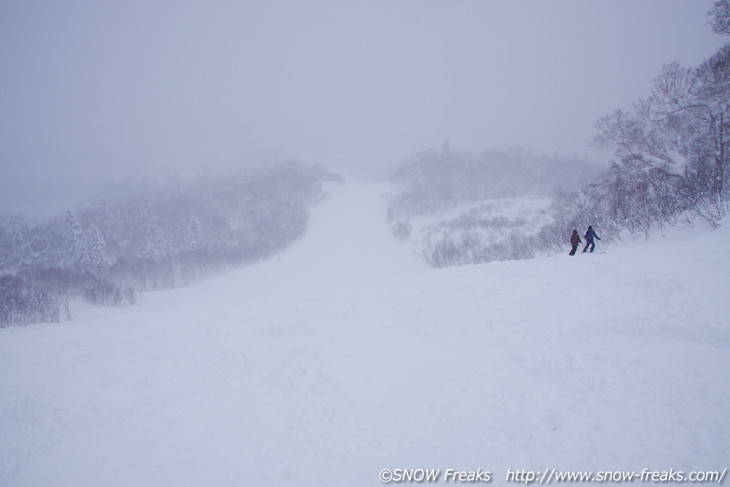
1,182,728,486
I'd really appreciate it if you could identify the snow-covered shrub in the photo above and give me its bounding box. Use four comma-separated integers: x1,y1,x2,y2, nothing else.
391,221,412,241
81,276,136,307
0,274,67,327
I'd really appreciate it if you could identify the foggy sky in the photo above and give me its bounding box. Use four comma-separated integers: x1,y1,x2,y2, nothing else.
1,0,726,215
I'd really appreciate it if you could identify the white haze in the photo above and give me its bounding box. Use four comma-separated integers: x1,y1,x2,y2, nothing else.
0,0,726,215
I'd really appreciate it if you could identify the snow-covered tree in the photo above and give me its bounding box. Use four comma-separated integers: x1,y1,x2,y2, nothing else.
86,223,109,274
0,217,33,271
139,198,167,261
188,215,205,251
593,43,730,227
709,0,730,35
64,210,89,270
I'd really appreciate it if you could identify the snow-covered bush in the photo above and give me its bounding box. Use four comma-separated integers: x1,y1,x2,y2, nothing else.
0,274,67,327
391,221,412,241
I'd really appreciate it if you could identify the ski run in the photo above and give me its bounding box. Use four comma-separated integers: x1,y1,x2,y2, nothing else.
1,182,729,486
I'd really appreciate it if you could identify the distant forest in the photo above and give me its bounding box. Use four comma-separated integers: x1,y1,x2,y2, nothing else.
388,146,601,221
1,163,342,326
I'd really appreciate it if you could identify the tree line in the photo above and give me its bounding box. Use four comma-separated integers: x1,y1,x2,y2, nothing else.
547,8,730,245
0,163,341,326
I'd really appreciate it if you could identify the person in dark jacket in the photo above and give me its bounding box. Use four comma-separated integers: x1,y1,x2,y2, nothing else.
569,229,581,256
582,225,601,253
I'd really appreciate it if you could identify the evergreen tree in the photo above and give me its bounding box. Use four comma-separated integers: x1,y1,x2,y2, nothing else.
139,199,167,261
86,223,109,274
1,217,32,271
188,215,205,251
64,210,89,270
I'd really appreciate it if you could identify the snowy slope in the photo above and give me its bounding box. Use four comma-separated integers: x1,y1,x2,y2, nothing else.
1,182,729,487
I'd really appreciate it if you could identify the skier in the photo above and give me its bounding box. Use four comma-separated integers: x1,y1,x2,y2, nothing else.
582,225,601,253
569,229,581,256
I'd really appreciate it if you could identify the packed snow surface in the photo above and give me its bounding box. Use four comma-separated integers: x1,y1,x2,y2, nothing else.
1,182,729,486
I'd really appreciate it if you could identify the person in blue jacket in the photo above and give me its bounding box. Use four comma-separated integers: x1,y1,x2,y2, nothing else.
582,225,601,253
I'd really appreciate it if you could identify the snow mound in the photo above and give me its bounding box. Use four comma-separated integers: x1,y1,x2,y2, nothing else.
1,182,729,487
